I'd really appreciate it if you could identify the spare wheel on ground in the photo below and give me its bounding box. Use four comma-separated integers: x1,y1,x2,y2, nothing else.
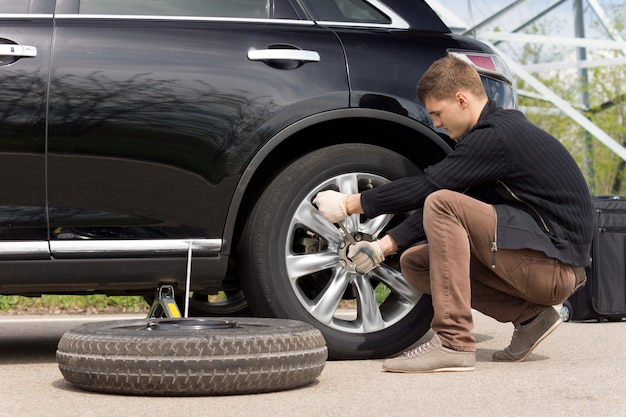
56,317,327,396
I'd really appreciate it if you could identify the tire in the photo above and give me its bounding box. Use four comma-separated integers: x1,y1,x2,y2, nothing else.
560,301,572,322
57,317,327,396
239,144,435,360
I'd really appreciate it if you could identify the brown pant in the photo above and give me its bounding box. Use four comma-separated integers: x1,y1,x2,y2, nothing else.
400,190,583,352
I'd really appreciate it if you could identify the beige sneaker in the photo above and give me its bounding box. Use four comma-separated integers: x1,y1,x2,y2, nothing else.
492,306,562,362
382,334,475,373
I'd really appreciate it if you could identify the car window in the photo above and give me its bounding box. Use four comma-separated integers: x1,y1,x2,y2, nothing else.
308,0,390,23
77,0,297,19
0,0,31,13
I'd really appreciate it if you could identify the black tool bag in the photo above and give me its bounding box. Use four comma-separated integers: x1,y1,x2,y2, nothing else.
564,195,626,322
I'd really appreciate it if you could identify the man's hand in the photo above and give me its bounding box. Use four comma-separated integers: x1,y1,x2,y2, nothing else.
313,190,349,223
348,241,384,274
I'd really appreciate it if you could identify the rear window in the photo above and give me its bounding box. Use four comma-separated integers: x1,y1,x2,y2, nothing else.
308,0,390,24
78,0,297,19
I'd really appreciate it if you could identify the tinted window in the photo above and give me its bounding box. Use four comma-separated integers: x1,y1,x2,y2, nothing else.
308,0,390,23
0,0,31,13
78,0,287,18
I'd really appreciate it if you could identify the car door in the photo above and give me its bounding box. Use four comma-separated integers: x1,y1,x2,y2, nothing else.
0,0,53,259
47,0,348,258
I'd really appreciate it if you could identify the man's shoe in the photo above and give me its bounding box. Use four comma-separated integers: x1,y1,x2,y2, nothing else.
382,334,475,373
492,306,561,362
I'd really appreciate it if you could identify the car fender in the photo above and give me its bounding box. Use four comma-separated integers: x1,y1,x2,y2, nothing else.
220,107,452,255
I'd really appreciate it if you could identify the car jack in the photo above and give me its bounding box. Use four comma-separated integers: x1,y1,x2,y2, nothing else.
147,285,182,318
147,240,194,319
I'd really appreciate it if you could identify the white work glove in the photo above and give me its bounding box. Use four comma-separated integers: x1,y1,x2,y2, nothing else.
348,241,384,274
313,190,349,223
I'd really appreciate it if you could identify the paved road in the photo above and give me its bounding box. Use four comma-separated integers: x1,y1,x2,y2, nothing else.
1,310,625,417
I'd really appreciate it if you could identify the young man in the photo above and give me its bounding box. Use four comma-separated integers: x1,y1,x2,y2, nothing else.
314,56,593,373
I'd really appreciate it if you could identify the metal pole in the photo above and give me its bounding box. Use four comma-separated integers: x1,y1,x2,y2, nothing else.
575,0,595,192
184,239,192,318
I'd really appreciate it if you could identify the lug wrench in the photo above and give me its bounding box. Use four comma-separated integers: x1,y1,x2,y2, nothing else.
337,222,357,245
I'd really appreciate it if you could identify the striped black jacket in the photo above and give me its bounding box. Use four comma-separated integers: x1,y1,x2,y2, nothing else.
361,99,594,267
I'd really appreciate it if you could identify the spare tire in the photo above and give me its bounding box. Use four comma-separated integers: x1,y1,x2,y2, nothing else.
57,317,327,396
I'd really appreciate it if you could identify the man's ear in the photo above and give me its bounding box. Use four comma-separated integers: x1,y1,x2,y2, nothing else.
455,91,469,107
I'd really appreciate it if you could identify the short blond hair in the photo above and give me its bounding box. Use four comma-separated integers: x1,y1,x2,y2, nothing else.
417,56,486,102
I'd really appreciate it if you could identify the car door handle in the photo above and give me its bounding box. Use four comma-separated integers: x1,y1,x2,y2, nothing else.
248,49,320,63
0,44,37,57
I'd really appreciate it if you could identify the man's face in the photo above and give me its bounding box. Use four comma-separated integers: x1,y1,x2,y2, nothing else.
423,93,474,140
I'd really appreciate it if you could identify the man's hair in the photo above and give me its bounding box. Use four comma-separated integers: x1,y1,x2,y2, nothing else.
417,56,486,102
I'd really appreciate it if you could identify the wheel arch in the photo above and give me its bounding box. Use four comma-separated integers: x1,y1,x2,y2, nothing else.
221,108,451,258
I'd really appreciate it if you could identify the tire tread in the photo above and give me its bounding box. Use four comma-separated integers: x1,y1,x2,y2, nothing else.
57,318,327,396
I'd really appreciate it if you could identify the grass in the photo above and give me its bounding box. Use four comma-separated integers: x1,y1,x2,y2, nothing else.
0,284,392,314
374,283,391,303
0,294,148,314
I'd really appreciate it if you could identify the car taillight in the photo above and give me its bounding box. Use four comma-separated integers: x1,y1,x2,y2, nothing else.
448,51,512,84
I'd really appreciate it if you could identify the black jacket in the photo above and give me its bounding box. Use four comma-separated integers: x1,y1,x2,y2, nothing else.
360,99,594,267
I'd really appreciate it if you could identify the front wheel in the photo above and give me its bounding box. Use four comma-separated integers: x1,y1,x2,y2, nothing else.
239,144,434,360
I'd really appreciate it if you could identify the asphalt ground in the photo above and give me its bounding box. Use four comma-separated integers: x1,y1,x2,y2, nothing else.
0,309,625,417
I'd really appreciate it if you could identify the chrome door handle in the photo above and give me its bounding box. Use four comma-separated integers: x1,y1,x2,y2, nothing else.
0,44,37,57
248,49,320,62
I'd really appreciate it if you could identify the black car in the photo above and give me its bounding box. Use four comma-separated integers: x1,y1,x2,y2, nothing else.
1,0,516,359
